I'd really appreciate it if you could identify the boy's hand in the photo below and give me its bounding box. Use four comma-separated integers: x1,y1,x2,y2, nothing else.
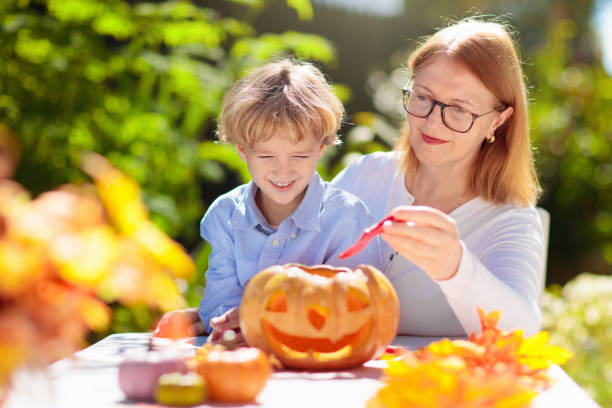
207,307,247,348
157,307,206,337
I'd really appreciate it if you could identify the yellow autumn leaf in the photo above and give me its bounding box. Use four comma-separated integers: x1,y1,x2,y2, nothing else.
143,268,188,312
78,295,111,332
369,308,572,408
426,338,485,359
81,153,148,234
0,241,46,297
495,389,538,408
518,331,573,369
50,226,119,288
131,221,196,279
82,153,195,280
0,343,28,386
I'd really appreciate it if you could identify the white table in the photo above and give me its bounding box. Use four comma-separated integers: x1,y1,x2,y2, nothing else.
4,333,600,407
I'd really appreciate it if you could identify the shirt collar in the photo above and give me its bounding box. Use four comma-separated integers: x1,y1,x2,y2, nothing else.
229,173,325,232
229,181,268,230
289,172,324,231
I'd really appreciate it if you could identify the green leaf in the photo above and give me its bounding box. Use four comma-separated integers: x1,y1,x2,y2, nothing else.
197,141,250,183
15,30,55,64
47,0,106,22
161,21,222,47
286,0,314,21
332,83,352,103
93,12,136,40
281,31,336,64
230,32,336,65
227,0,264,8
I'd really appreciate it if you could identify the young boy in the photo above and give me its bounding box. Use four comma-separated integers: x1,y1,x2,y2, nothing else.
199,59,383,345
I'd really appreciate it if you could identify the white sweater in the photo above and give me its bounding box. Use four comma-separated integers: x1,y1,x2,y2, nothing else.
332,151,544,336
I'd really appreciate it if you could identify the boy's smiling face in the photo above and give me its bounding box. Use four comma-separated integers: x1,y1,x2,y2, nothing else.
237,128,326,226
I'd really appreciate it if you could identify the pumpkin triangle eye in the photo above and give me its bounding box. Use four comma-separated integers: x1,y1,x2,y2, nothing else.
347,287,369,311
266,289,287,312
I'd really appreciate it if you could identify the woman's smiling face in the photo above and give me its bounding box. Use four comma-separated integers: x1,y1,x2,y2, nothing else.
406,55,509,171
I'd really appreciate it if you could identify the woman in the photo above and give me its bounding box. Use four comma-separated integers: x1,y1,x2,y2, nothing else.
332,18,543,336
161,18,544,339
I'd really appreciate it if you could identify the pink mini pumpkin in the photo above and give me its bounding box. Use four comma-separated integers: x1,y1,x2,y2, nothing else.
118,348,188,401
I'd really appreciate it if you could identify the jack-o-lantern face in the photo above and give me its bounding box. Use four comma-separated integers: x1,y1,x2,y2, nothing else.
240,264,399,370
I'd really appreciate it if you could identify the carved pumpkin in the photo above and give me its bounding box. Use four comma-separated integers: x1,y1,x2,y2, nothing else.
240,264,399,370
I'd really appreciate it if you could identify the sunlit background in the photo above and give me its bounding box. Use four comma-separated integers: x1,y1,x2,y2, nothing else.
0,0,610,405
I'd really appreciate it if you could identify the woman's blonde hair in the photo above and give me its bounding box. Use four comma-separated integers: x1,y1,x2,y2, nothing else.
218,59,344,147
396,19,541,206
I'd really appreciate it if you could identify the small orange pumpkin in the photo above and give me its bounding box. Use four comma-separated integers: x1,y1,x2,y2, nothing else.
193,346,271,403
240,264,399,370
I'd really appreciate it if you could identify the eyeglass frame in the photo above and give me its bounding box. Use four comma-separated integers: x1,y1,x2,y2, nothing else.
402,87,504,133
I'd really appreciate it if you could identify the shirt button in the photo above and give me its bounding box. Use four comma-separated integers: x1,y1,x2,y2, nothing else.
273,239,280,247
291,233,296,238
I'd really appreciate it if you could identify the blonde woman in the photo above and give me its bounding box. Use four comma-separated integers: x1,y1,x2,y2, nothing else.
333,19,544,336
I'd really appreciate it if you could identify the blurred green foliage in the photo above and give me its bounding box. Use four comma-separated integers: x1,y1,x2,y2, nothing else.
528,18,612,283
1,0,341,335
530,22,611,404
542,273,612,406
1,0,336,247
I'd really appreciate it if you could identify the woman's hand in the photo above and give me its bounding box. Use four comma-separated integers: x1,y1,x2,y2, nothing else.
380,205,463,281
207,307,247,348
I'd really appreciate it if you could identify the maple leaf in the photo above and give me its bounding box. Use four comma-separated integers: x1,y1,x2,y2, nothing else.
368,307,572,408
518,331,573,369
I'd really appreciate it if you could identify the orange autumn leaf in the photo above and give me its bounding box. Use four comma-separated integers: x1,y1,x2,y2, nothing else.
1,153,198,388
368,307,572,408
479,307,501,331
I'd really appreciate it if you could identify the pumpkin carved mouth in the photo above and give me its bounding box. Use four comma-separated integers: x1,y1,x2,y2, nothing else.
261,318,374,357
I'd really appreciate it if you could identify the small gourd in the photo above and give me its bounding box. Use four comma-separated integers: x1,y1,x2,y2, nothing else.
155,372,206,406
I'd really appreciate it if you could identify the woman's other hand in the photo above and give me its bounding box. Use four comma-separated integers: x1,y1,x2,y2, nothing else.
381,206,463,281
207,307,247,348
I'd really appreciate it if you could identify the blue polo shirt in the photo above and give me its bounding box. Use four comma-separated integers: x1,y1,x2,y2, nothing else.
198,172,384,333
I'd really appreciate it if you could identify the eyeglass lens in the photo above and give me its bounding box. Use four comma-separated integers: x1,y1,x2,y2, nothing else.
403,91,474,133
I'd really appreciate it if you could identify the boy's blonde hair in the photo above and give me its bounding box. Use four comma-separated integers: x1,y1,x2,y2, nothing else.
396,19,541,206
218,59,344,147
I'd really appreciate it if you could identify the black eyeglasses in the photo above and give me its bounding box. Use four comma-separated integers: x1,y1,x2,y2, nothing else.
402,88,501,133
